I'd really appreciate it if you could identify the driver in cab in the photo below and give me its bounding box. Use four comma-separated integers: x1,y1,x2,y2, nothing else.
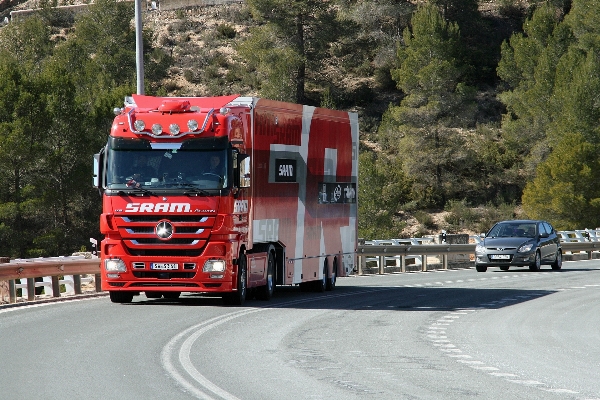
127,154,155,188
206,155,224,177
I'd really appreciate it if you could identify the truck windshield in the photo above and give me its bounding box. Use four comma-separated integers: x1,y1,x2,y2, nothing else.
106,147,228,191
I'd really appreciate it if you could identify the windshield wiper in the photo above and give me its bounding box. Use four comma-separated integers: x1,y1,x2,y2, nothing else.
118,187,153,196
164,182,210,196
182,183,210,196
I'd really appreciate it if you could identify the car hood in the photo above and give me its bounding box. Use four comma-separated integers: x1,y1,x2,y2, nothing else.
482,237,533,248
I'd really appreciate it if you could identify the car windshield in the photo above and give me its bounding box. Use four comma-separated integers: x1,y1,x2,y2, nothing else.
106,147,228,191
488,223,537,238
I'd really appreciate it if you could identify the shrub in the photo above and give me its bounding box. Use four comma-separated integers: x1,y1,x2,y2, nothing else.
445,200,479,231
216,24,236,39
414,210,436,229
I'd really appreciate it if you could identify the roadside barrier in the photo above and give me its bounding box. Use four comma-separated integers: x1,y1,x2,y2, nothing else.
357,232,600,275
14,275,95,299
0,256,101,304
2,229,600,304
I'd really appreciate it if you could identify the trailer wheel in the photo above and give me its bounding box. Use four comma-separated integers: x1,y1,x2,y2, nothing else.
224,254,247,306
257,247,275,301
109,291,134,303
326,258,337,291
314,259,327,293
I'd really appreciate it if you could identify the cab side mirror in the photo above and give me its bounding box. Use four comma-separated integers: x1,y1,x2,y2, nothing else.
239,155,250,188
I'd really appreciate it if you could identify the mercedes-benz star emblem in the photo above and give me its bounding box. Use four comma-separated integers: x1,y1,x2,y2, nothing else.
156,221,174,240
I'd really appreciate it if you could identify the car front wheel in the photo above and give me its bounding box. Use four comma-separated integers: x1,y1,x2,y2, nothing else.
529,251,541,271
475,264,487,272
551,250,562,270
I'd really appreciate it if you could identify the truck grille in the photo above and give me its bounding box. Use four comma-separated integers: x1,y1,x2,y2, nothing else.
117,214,215,257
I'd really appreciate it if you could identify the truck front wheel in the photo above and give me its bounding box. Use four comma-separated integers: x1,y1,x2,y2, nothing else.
224,254,247,306
109,291,134,303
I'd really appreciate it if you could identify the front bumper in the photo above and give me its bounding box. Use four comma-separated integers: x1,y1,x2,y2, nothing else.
475,252,536,267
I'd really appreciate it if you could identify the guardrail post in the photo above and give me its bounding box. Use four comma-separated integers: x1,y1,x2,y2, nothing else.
95,273,102,292
400,255,405,273
378,255,385,274
421,255,427,272
51,276,60,297
8,280,16,303
26,277,35,301
0,257,11,303
74,275,82,295
442,254,448,270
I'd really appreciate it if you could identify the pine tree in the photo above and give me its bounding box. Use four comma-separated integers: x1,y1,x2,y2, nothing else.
382,4,476,208
497,4,570,180
241,0,342,103
510,0,600,228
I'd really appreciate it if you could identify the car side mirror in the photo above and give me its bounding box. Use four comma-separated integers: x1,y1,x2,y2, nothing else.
540,232,549,238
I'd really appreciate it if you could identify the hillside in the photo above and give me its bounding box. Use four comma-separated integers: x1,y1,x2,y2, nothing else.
0,0,534,239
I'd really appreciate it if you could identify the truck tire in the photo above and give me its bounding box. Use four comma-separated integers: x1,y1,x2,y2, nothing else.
163,292,181,299
326,258,337,291
314,260,327,293
109,291,134,303
256,247,275,301
224,254,247,306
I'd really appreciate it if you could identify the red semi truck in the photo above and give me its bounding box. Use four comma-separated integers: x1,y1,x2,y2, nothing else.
93,95,358,304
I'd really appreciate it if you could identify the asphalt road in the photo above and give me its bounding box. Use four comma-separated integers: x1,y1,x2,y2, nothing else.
1,260,599,400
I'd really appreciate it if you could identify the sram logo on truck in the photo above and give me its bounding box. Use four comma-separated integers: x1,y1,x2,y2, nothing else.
275,159,297,182
125,203,191,213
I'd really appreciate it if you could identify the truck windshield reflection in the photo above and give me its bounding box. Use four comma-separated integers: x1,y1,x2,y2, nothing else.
106,148,227,190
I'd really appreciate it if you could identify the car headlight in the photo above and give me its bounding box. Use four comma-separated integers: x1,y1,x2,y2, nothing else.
518,243,534,253
203,259,225,272
105,258,127,272
475,243,485,253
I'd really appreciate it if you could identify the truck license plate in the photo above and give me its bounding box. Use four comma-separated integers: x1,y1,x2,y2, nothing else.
490,255,510,260
151,263,178,270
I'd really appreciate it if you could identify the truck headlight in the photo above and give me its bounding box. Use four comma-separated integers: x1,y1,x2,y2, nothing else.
105,258,127,272
203,259,225,272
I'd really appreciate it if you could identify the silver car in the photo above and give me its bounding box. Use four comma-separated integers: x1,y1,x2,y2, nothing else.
474,220,562,272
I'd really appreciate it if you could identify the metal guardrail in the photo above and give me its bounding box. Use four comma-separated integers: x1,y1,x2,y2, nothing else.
3,231,600,304
0,256,101,304
356,240,600,275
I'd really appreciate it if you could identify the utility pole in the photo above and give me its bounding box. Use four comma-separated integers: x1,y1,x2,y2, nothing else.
134,0,144,95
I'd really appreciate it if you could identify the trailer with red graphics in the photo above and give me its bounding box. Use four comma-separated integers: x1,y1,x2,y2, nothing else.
93,95,358,304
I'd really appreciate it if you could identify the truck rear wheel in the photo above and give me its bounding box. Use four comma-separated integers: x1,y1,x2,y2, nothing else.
314,260,327,293
109,291,134,303
326,258,337,291
223,254,247,306
257,247,275,301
